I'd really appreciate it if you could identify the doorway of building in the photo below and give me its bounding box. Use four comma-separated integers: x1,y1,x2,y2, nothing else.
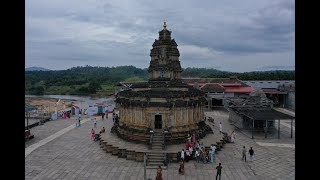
212,98,223,106
155,115,162,129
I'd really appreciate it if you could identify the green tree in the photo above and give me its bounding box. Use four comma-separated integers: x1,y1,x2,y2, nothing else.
32,86,45,95
125,76,145,82
88,82,102,94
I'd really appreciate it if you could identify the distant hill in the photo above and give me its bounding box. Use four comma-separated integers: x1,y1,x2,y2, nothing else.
25,66,51,71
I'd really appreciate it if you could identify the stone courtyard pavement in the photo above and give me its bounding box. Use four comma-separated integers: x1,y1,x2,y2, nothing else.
25,109,295,180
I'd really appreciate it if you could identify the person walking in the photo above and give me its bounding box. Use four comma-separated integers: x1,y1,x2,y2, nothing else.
249,147,255,162
78,118,81,127
201,148,206,164
188,145,193,157
156,165,163,180
179,160,184,175
112,112,116,122
215,163,222,180
101,113,105,120
195,149,200,163
231,131,236,143
210,146,215,163
219,122,222,133
90,128,95,141
242,146,247,162
181,149,185,162
94,118,97,128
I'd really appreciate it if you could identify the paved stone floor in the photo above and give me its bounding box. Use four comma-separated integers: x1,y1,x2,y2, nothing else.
25,109,295,180
25,116,82,148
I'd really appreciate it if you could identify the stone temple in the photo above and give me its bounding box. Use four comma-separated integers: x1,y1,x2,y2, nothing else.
114,22,212,144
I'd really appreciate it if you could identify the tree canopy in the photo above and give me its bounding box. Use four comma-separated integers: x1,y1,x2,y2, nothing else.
25,66,294,95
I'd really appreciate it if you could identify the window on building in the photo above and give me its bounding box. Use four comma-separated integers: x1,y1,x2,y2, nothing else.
160,71,166,78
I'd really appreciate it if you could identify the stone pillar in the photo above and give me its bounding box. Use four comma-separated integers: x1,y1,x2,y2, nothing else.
186,108,189,125
140,108,143,127
179,107,183,124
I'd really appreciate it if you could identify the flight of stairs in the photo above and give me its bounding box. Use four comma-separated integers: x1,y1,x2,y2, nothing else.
147,132,167,169
151,132,164,150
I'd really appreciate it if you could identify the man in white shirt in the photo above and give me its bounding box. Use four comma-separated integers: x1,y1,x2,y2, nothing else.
211,144,216,152
195,149,200,163
181,149,185,161
189,146,193,155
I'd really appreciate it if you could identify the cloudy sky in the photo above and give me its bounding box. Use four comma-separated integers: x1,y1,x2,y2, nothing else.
26,0,295,72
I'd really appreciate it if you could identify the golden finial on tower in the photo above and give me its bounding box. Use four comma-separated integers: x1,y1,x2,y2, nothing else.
163,20,167,29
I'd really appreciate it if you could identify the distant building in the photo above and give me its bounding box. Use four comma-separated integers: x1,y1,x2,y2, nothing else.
182,77,254,108
243,80,295,110
227,91,295,139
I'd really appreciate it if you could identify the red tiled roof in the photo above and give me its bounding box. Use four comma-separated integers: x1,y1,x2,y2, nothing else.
220,83,241,87
224,86,254,93
200,83,225,92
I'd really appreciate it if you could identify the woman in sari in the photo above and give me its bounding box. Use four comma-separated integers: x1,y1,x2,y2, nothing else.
179,160,184,175
192,133,196,143
90,128,95,140
156,165,163,180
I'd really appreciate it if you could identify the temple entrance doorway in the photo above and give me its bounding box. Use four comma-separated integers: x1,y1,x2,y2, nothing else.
155,115,162,129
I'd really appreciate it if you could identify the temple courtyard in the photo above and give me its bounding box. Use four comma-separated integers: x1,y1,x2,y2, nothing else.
25,108,295,180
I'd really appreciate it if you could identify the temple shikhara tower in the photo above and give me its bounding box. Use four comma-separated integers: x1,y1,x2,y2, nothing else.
115,22,212,144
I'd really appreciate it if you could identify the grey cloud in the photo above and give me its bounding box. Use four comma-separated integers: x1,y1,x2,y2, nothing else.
25,0,294,72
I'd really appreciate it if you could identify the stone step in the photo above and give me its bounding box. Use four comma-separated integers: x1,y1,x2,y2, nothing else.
153,135,163,138
148,153,165,157
152,143,163,146
147,156,165,160
148,158,164,163
146,165,167,169
152,142,163,144
152,138,163,140
152,139,164,141
148,152,165,156
147,162,165,166
153,137,163,139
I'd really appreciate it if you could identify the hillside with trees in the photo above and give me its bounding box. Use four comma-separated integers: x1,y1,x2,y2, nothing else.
25,66,295,95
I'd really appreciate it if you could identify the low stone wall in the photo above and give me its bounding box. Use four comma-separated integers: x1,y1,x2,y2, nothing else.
99,125,227,164
112,120,213,145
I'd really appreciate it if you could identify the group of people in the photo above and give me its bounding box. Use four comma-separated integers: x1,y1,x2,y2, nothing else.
101,112,106,120
60,111,71,119
113,113,119,124
180,133,217,164
194,143,216,164
90,127,106,141
242,146,255,162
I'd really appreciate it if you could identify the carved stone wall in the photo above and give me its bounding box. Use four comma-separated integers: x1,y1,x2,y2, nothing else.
118,106,203,131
